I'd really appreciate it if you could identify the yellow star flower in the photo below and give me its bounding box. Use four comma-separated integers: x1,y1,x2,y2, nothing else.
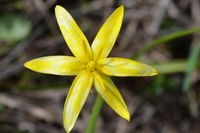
24,5,157,133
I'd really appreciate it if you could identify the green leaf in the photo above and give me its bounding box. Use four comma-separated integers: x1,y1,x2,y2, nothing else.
0,13,32,42
132,27,200,59
183,41,200,92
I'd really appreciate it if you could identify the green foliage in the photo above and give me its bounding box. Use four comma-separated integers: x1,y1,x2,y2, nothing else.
183,41,200,92
0,13,31,42
131,27,200,96
132,27,200,59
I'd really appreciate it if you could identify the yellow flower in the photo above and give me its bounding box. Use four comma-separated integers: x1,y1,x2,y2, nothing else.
24,5,157,133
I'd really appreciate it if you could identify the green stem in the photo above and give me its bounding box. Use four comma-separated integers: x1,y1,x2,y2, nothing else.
153,60,200,74
85,94,104,133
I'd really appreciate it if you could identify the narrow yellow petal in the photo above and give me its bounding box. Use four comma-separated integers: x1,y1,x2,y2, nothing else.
97,58,158,77
55,5,93,63
63,70,93,132
91,5,124,60
93,72,130,120
24,56,84,75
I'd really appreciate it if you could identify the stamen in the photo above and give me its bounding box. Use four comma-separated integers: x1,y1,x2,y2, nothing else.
86,61,96,71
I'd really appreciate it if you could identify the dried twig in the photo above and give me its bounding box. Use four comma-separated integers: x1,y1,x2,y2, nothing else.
33,0,59,35
147,0,171,36
0,36,63,81
0,93,54,121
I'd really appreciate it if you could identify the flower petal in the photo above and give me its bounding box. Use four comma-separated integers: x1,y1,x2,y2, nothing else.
97,58,158,77
93,72,130,120
91,5,124,60
24,56,84,76
55,5,92,63
63,70,93,132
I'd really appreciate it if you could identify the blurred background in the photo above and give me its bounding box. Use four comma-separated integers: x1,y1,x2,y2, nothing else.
0,0,200,133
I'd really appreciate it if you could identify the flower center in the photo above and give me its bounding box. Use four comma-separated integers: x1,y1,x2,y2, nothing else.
86,61,96,71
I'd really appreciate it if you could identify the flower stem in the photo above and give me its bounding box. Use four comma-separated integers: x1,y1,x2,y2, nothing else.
85,94,104,133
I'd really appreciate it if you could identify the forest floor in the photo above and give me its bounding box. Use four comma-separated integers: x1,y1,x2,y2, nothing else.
0,0,200,133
